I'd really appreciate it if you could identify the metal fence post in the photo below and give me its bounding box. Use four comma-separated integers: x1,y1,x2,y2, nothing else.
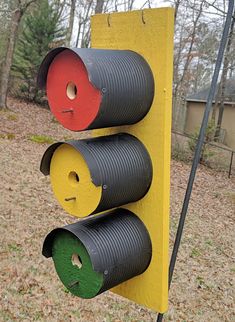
229,151,234,178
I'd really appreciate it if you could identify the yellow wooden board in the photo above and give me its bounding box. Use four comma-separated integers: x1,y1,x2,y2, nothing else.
91,8,174,313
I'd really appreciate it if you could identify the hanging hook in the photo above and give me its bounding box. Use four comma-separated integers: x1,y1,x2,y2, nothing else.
141,10,146,24
107,13,111,27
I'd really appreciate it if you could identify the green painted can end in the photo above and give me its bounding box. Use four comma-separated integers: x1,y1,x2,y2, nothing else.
52,231,103,298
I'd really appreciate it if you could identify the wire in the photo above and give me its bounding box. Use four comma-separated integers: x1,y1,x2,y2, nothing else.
156,0,235,321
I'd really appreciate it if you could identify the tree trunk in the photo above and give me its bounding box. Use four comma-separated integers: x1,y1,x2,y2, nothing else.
173,0,205,130
0,8,22,109
214,12,234,140
79,1,93,48
174,0,181,23
95,0,104,14
76,21,82,47
65,0,76,46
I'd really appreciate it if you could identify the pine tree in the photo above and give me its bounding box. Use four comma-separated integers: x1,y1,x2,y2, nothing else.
12,0,65,103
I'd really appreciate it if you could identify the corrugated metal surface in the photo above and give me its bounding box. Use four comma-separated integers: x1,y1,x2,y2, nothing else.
37,47,154,130
40,133,152,214
42,208,152,295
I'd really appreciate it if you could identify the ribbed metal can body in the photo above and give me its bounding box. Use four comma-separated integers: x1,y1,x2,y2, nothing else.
40,133,153,216
37,47,154,131
42,208,152,297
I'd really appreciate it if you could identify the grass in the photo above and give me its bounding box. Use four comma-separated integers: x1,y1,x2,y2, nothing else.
29,134,54,144
33,311,44,321
62,286,70,294
171,142,191,163
195,276,213,290
0,133,15,140
172,133,235,173
8,242,22,252
51,116,58,124
205,239,213,246
7,114,18,121
190,248,201,258
196,276,204,283
29,265,38,274
70,310,81,318
63,135,74,141
0,107,9,113
7,133,15,140
226,192,235,205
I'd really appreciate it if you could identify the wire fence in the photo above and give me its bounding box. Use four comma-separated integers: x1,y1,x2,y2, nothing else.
171,130,234,178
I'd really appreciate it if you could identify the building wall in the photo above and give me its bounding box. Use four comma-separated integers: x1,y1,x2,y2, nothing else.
221,105,235,149
185,101,235,150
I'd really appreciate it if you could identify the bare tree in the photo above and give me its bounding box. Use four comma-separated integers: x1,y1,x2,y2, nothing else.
212,10,235,140
81,0,105,48
75,0,94,48
0,2,12,68
171,0,230,132
95,0,105,13
173,0,206,129
0,0,36,109
74,0,155,49
65,0,76,46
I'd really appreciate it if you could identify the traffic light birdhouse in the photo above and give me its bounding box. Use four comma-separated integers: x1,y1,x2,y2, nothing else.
38,8,174,314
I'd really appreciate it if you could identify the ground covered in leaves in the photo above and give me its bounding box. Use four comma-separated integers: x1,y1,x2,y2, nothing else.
0,98,234,322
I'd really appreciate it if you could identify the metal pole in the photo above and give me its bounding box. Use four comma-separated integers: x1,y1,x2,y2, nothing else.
229,151,234,178
157,1,235,321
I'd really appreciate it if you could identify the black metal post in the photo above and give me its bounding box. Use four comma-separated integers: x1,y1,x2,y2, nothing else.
229,151,234,178
157,1,235,321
